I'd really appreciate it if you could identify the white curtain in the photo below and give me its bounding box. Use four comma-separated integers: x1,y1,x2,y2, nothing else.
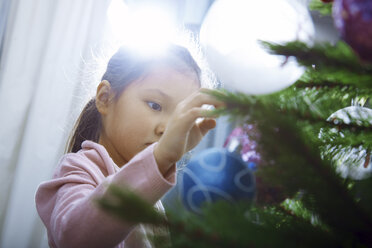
0,0,112,247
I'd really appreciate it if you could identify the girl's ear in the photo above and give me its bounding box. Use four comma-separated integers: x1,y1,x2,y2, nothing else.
96,80,114,115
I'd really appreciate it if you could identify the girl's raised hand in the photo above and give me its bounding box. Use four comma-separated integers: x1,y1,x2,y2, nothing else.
154,89,225,175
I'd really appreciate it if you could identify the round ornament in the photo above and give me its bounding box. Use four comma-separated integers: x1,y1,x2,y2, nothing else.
328,105,372,125
223,124,288,204
200,0,315,95
223,124,261,168
332,0,372,63
181,148,256,214
320,106,372,179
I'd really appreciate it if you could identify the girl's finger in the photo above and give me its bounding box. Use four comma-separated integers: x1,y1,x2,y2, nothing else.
181,107,218,128
198,118,217,136
182,89,225,109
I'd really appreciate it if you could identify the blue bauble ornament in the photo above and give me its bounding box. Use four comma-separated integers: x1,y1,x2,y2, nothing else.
181,148,256,214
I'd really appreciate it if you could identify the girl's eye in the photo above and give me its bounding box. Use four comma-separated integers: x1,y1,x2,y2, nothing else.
147,101,162,111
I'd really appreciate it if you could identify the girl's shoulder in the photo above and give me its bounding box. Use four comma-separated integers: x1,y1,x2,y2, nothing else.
54,140,117,180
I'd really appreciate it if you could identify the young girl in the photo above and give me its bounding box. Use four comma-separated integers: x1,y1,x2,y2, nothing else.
35,44,224,248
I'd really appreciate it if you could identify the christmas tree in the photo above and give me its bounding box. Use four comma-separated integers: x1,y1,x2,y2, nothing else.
97,1,372,247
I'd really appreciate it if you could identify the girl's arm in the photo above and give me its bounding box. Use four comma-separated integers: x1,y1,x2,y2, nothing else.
36,142,174,248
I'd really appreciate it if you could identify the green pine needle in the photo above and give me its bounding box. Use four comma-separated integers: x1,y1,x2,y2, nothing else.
95,184,166,225
309,0,333,16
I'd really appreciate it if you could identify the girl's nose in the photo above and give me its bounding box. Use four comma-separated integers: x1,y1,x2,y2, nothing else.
155,120,166,136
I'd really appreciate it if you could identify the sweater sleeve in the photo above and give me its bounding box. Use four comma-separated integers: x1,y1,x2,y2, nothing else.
35,143,176,248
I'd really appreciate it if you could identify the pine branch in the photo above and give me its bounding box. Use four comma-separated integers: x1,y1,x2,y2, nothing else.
210,88,371,149
261,40,372,71
320,126,372,151
295,81,350,89
211,89,352,130
96,185,249,247
351,177,372,216
309,0,333,16
255,108,372,246
95,184,166,225
95,183,345,247
208,89,372,246
169,201,342,248
260,41,372,88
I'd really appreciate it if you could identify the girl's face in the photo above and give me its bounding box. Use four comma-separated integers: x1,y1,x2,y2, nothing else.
97,65,200,166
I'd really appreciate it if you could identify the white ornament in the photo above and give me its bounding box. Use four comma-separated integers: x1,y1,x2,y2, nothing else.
322,106,372,180
200,0,315,95
328,106,372,125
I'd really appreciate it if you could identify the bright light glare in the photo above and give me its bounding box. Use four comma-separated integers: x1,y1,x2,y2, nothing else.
200,0,315,94
201,0,313,55
107,0,177,56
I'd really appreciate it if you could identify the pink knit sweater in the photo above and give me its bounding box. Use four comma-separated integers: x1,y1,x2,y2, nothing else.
35,141,176,248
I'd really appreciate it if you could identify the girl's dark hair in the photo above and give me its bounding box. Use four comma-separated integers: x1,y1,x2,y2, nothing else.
66,44,202,153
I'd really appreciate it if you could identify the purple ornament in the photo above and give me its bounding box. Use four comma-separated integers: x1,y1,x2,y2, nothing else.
224,125,289,204
333,0,372,62
223,124,261,166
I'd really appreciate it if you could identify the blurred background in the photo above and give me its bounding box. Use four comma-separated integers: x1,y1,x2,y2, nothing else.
0,0,338,247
